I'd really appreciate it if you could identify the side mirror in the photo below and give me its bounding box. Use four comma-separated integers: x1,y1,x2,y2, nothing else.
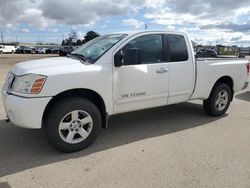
114,48,142,67
114,50,124,67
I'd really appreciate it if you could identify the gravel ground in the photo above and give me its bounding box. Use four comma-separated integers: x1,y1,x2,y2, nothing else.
0,54,250,188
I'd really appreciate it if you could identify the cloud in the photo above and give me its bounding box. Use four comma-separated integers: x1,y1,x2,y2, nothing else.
200,23,250,33
145,0,250,21
0,0,51,29
39,0,145,25
145,0,250,31
0,0,146,29
230,36,243,42
1,0,250,44
0,0,26,28
19,8,52,28
49,28,59,32
20,28,30,33
122,18,145,29
167,25,175,30
1,0,250,32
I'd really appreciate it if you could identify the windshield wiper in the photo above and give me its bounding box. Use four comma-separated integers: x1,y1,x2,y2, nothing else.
68,53,86,61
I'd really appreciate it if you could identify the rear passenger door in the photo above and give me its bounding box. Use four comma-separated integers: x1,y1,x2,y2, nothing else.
165,34,195,104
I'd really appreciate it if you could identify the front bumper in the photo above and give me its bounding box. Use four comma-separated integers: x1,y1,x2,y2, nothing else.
2,91,52,129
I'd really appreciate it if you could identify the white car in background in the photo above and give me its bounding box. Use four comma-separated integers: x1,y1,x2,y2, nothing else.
0,45,16,54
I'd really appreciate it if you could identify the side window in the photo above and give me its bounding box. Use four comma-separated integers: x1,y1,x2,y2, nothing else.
122,34,163,64
167,34,188,62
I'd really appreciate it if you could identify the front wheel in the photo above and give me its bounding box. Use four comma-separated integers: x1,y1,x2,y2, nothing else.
45,97,102,152
203,83,232,116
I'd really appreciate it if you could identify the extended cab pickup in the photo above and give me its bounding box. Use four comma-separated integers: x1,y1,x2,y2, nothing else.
2,30,249,152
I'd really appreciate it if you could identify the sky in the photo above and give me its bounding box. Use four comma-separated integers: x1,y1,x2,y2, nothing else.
1,0,250,46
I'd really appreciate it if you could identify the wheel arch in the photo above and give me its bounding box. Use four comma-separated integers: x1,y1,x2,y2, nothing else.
211,76,234,100
42,88,108,129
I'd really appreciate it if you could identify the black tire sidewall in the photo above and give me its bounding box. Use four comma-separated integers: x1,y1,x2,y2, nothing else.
207,83,232,116
46,97,102,152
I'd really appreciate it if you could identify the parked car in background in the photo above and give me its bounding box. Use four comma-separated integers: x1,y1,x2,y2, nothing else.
196,49,217,58
238,47,250,58
16,46,36,54
0,45,16,54
24,46,36,54
37,48,46,54
16,46,28,53
37,48,51,54
15,46,25,53
59,46,74,56
51,47,61,54
45,48,52,54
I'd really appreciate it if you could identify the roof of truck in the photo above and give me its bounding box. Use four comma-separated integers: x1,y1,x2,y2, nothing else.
110,29,187,36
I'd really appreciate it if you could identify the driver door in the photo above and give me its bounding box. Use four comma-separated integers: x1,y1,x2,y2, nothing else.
113,34,169,114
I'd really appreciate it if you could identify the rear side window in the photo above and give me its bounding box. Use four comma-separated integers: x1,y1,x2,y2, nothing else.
167,34,188,62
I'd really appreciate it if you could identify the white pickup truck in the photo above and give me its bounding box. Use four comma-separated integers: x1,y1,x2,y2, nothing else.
2,30,249,152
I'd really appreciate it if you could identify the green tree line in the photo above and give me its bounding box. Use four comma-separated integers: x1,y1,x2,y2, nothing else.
62,31,100,46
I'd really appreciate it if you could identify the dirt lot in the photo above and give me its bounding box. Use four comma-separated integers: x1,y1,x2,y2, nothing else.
0,54,250,188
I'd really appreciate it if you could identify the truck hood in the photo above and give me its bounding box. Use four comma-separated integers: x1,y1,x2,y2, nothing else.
11,57,94,76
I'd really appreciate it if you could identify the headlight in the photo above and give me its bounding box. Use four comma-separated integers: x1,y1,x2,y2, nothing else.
11,74,47,94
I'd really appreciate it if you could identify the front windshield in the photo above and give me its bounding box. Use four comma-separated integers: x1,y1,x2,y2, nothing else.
71,34,127,63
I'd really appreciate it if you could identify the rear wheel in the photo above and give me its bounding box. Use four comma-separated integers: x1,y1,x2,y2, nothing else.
203,83,232,116
45,97,102,152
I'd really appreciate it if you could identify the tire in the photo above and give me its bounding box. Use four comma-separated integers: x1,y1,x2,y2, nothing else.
0,51,2,54
45,97,102,153
11,50,14,54
211,52,217,58
203,83,232,116
196,52,202,58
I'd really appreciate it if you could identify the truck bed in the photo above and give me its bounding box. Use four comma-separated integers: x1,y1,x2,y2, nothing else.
191,57,249,100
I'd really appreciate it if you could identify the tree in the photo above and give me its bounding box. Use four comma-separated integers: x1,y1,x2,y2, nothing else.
83,31,100,43
61,30,100,46
61,39,66,46
66,38,73,46
76,39,82,45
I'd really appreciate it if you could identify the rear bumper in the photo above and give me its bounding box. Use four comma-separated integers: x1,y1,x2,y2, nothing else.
2,91,51,129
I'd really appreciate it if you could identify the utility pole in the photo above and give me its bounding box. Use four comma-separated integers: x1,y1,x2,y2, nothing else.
62,34,64,45
1,31,3,44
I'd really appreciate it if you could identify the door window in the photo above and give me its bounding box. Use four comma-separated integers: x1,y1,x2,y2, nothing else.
122,34,163,64
167,34,188,62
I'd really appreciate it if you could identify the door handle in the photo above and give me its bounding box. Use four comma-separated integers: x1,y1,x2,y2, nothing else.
156,67,168,74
